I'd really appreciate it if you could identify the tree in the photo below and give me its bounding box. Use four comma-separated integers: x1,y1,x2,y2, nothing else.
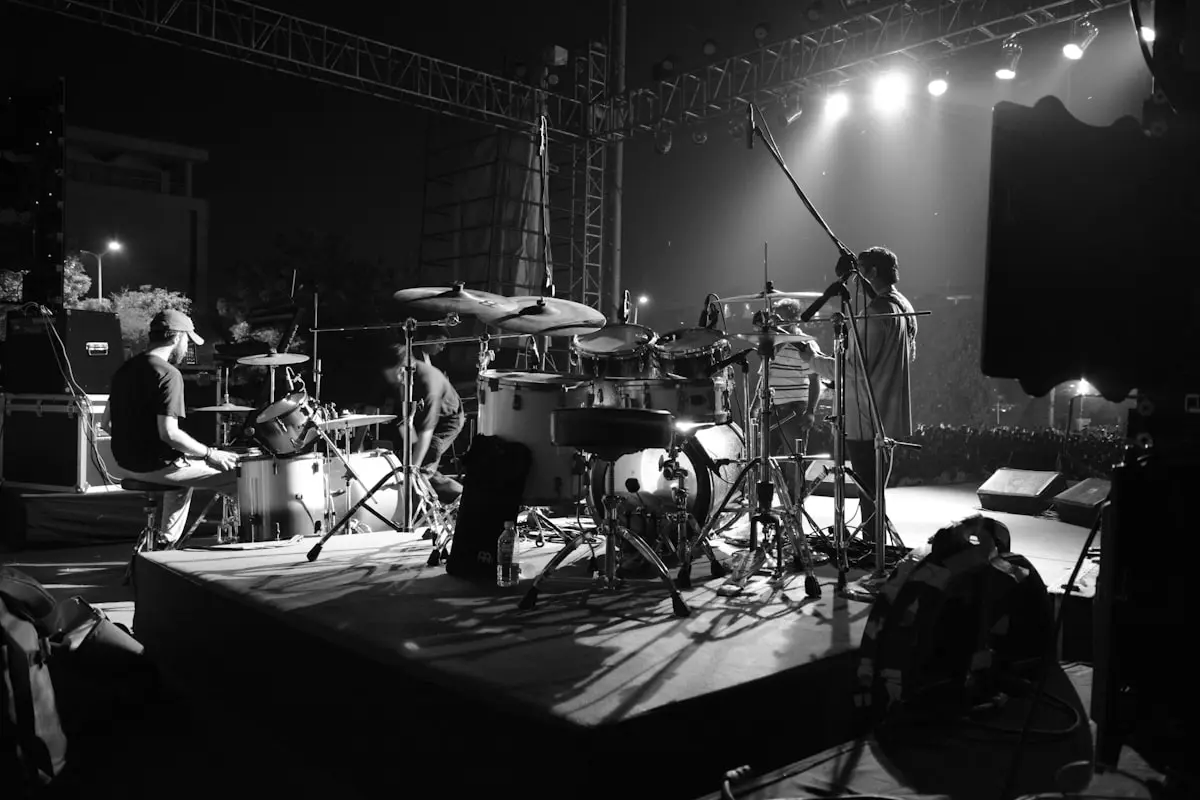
109,285,192,354
0,254,94,307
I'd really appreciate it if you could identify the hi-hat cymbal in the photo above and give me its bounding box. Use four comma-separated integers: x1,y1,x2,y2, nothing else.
723,289,823,303
393,285,517,316
478,296,606,337
317,414,397,433
237,353,310,367
733,332,817,346
191,403,254,413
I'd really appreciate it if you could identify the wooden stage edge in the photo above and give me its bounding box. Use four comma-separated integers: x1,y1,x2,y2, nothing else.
131,484,1098,799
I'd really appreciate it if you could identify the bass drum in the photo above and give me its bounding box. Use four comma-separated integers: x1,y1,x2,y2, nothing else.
327,449,405,533
589,422,745,530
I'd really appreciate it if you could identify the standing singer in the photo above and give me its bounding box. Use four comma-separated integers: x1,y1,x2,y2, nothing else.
799,247,917,541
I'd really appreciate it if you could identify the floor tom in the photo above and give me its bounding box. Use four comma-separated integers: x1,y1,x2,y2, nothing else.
326,449,405,533
476,370,589,506
237,452,327,542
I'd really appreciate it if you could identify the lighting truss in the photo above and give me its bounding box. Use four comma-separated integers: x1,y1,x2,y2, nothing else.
12,0,591,139
610,0,1127,133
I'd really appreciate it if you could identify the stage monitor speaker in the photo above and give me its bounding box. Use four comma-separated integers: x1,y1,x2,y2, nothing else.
976,468,1066,516
1051,477,1111,527
3,309,125,394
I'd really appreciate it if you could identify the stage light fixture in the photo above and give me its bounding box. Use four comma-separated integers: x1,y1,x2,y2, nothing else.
927,69,950,97
702,39,718,57
785,93,805,124
996,38,1022,80
871,71,912,112
806,1,825,22
1140,26,1155,43
692,130,709,145
652,57,676,82
825,92,850,118
753,24,770,42
1063,17,1099,60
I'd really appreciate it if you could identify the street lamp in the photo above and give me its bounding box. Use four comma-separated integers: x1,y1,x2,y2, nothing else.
79,240,123,299
633,294,649,324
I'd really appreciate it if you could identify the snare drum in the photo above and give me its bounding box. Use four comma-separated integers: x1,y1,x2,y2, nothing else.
654,327,732,380
237,452,327,542
251,392,325,457
327,449,404,533
572,324,658,378
589,375,732,424
476,370,588,505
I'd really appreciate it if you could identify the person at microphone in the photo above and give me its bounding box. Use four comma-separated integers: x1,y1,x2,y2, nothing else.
798,247,917,542
767,298,824,467
382,333,465,504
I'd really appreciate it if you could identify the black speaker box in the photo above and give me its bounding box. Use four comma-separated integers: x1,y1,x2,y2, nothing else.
3,309,125,394
1051,477,1111,528
976,468,1066,516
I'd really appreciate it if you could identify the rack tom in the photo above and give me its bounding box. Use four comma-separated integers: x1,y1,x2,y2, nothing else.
588,376,731,425
571,324,657,379
654,328,732,380
251,392,325,457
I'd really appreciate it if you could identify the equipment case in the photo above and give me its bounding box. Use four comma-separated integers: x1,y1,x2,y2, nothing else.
0,393,129,494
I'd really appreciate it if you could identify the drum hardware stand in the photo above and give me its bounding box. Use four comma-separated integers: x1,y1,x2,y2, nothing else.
519,447,690,619
697,288,821,598
664,447,728,590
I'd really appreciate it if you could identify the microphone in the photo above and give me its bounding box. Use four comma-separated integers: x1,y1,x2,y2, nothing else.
697,295,713,327
746,104,755,149
621,290,631,324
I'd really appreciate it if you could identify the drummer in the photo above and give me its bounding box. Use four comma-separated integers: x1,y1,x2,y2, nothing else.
102,310,240,546
768,298,824,462
381,333,465,503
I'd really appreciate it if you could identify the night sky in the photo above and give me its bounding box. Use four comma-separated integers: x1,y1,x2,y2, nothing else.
6,1,1152,331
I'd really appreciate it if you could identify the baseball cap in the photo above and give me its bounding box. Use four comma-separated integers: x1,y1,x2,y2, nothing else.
150,309,205,345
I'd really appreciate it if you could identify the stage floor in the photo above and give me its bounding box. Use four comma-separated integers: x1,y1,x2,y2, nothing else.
124,483,1098,799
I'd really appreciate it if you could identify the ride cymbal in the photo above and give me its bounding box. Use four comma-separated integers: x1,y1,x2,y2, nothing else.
237,353,310,367
479,296,606,337
191,403,254,413
722,289,823,303
393,285,517,316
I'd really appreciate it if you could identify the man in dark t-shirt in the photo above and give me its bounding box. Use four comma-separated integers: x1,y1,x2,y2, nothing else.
103,310,239,545
382,337,465,502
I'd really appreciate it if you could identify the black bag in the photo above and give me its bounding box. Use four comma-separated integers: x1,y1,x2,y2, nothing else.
855,515,1054,722
446,434,532,582
0,568,68,791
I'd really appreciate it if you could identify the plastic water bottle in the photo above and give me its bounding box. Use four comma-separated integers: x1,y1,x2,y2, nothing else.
497,521,520,587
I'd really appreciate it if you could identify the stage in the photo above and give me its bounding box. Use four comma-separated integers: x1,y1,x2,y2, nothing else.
122,483,1099,799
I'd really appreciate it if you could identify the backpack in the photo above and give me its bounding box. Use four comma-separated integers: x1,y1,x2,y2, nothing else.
855,515,1054,723
0,567,68,790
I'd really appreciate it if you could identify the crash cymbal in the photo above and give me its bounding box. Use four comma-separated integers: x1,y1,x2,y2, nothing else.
317,414,397,432
733,332,818,346
723,290,823,303
237,353,310,367
478,296,606,337
393,285,517,315
191,403,254,413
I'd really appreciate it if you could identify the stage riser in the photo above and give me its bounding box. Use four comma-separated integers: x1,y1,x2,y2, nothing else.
133,554,866,800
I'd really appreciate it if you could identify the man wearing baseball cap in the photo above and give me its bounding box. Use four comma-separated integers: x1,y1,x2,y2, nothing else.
102,309,240,546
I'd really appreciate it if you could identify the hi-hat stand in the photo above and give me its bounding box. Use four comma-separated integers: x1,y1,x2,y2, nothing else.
693,284,822,598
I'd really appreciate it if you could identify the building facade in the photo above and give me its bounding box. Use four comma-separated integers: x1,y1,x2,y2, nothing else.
64,126,210,309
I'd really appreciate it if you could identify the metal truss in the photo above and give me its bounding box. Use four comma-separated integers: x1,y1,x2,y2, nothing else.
13,0,590,139
611,0,1127,133
569,43,609,314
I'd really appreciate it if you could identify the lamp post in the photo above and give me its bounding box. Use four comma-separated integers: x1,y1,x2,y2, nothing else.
80,239,123,299
633,294,649,324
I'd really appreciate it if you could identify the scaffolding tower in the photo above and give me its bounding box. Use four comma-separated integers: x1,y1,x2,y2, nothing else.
417,42,611,319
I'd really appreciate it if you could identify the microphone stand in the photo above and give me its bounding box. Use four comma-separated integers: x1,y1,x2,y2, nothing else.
537,112,554,372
